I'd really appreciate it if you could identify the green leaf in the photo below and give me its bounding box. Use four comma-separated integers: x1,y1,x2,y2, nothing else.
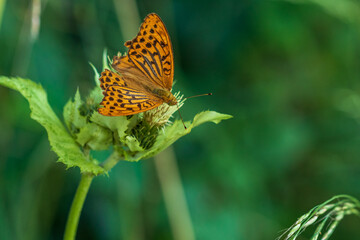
88,85,103,105
125,111,233,161
89,62,100,88
89,49,109,88
0,76,105,175
192,111,233,127
64,90,114,151
75,122,113,151
90,112,132,140
63,89,87,131
125,136,144,152
102,48,110,71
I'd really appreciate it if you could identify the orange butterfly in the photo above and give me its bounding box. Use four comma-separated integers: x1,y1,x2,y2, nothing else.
98,13,177,116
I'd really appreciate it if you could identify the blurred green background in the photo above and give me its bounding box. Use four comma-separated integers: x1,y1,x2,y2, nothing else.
1,0,360,239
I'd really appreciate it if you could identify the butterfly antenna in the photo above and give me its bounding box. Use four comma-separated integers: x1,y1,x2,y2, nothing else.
186,93,212,99
177,93,211,129
176,103,187,130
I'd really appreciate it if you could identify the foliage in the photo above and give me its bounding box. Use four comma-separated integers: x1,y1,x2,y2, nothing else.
279,195,360,240
0,76,105,175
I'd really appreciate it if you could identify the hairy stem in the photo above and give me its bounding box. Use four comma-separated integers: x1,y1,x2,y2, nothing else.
63,172,94,240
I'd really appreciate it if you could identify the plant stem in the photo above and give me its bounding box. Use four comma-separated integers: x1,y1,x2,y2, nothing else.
154,147,195,240
101,151,121,171
63,172,94,240
63,152,121,240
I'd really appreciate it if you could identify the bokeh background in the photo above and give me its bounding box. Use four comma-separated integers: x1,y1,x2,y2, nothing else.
1,0,360,239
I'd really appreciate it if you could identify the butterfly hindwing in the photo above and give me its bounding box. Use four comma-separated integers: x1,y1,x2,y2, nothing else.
99,69,126,90
98,85,163,116
112,13,174,90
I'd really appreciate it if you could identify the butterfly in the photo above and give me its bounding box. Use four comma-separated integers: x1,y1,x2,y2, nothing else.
98,13,177,116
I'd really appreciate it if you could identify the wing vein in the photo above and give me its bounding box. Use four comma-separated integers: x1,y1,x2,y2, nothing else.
133,58,153,81
143,55,159,78
153,41,164,75
148,50,162,77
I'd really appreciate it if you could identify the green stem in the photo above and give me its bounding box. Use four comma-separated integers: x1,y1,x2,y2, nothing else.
101,151,121,171
63,172,94,240
63,152,121,240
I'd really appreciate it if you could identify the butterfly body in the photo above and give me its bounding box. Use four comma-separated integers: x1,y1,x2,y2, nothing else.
151,88,177,106
98,13,176,116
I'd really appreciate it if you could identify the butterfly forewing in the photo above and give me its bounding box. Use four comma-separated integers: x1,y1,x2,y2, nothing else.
112,55,148,83
112,13,174,90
